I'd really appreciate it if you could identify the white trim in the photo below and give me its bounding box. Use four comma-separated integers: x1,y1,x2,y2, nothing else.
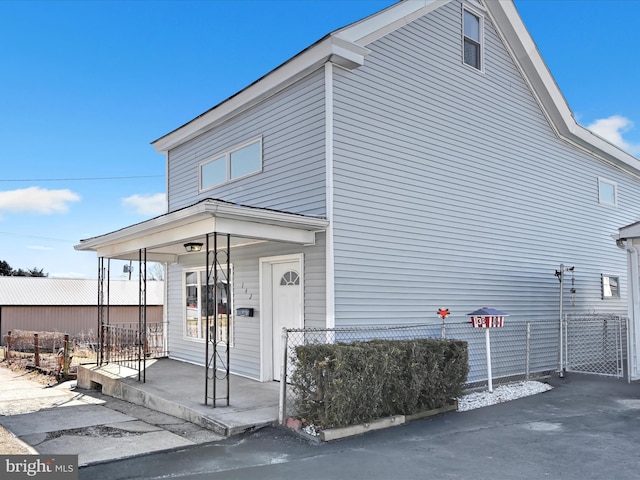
462,4,484,73
335,0,451,46
151,0,640,179
598,177,618,207
165,153,170,213
484,1,640,176
258,253,304,382
75,199,328,260
152,37,368,153
324,63,336,330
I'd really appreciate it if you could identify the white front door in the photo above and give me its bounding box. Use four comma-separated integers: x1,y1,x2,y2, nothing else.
272,261,301,381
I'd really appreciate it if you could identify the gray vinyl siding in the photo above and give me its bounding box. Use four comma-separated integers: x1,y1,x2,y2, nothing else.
167,69,326,216
166,234,325,379
330,0,640,327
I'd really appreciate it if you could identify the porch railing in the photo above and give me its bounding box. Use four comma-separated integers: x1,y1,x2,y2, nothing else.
101,322,167,371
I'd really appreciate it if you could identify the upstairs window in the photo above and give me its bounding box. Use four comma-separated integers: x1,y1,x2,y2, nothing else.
200,138,262,191
463,8,483,70
598,177,617,207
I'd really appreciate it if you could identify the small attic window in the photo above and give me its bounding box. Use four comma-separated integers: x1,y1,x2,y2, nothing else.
463,7,483,70
598,177,617,207
602,274,620,299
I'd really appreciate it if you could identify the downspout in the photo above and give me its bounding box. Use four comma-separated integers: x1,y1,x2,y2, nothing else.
617,238,639,381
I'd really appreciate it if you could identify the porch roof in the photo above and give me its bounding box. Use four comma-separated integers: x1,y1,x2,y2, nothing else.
74,199,329,263
616,220,640,241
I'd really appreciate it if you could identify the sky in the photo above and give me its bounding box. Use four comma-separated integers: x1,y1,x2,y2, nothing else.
0,0,639,279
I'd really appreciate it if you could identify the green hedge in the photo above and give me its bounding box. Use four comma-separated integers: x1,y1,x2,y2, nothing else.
290,338,468,429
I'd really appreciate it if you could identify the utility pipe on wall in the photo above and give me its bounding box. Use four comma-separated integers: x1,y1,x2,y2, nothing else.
617,239,640,381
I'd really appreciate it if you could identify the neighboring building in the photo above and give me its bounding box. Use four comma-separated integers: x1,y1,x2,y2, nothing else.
76,0,640,382
0,277,164,344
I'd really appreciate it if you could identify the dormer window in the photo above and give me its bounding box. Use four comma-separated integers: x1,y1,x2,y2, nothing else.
463,7,483,70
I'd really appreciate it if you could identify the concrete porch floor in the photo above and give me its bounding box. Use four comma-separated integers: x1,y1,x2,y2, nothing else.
77,358,280,437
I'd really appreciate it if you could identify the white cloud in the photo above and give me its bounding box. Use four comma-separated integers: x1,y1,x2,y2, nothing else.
0,187,80,214
586,115,640,155
122,193,167,216
27,245,54,251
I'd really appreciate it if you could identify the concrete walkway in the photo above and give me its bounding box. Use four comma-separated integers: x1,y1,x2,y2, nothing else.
1,357,281,466
0,366,224,466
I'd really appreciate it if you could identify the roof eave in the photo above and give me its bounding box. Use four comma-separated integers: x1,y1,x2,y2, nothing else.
485,0,640,174
151,35,369,154
74,200,329,259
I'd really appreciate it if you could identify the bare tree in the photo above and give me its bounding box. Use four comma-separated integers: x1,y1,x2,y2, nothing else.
147,262,165,281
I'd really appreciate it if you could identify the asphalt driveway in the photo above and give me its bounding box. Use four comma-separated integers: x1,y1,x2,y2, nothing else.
79,373,640,480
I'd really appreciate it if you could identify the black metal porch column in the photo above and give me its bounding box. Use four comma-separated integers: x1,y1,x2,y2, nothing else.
97,258,112,366
98,257,105,366
204,233,231,407
138,248,147,382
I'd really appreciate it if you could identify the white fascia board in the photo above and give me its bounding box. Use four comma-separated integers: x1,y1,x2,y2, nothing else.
573,125,640,172
214,217,317,245
485,1,575,133
75,200,329,257
335,0,452,46
94,217,216,258
75,203,212,252
206,201,329,230
487,0,640,174
152,37,369,154
92,216,318,259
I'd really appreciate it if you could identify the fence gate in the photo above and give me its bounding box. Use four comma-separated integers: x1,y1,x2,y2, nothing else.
563,313,627,378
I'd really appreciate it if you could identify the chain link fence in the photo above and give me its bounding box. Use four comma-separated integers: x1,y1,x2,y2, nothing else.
563,313,627,378
281,319,559,423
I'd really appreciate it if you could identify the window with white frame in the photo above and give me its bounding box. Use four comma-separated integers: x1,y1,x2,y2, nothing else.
463,7,483,70
184,267,233,345
598,177,617,206
200,138,262,191
601,274,620,299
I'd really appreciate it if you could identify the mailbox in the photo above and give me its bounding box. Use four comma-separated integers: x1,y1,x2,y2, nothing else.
236,308,254,317
467,307,508,394
468,307,507,328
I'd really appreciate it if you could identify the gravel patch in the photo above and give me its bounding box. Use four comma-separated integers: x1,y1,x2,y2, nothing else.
457,381,553,411
0,425,36,454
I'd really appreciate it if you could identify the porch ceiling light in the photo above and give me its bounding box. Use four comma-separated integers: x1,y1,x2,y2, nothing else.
184,242,203,253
